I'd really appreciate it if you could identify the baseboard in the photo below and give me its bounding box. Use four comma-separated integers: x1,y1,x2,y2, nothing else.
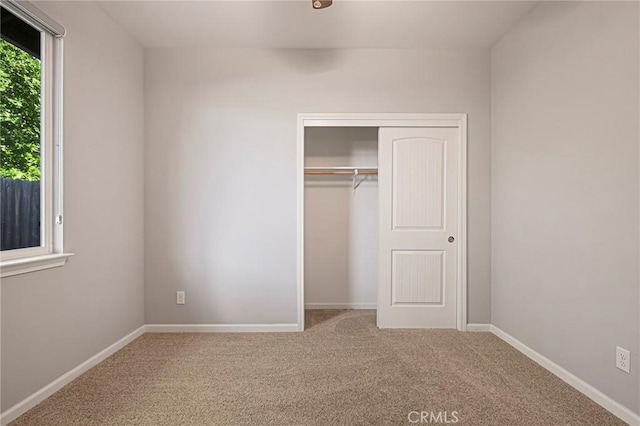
305,303,376,310
0,325,146,426
145,323,300,333
490,325,640,425
465,323,492,332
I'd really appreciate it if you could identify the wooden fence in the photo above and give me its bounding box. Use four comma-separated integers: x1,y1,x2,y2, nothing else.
1,177,41,251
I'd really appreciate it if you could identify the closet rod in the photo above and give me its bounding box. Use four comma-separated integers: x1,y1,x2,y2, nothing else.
304,167,378,176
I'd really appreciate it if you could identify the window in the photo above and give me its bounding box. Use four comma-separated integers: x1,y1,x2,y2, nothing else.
0,1,70,277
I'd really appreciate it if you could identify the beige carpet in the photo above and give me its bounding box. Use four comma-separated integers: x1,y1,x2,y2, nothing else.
12,310,624,425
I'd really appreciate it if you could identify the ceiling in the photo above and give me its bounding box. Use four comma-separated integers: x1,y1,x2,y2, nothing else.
98,1,538,49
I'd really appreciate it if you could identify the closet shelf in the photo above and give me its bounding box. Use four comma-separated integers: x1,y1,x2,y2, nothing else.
304,167,378,176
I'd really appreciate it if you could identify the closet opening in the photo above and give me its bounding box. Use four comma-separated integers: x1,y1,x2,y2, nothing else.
297,113,468,332
303,127,379,328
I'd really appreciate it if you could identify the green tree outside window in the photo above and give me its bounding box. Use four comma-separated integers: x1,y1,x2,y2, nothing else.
0,38,41,181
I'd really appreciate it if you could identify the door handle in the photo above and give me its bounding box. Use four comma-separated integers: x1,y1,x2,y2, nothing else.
448,236,455,243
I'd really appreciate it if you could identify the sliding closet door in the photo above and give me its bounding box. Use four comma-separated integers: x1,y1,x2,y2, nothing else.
378,127,458,328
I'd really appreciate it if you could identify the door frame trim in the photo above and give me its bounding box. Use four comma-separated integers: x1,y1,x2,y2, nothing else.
296,113,467,331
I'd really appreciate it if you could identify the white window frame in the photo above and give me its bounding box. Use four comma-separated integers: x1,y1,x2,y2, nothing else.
0,0,73,277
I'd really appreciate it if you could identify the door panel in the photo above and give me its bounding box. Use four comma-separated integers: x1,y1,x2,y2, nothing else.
392,250,443,305
378,127,458,328
393,138,445,230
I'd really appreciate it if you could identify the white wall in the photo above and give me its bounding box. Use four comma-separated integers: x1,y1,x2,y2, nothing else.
492,1,639,414
144,48,492,324
304,127,378,308
1,2,145,411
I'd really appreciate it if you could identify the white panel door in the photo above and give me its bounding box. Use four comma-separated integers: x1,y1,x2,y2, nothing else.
378,127,458,328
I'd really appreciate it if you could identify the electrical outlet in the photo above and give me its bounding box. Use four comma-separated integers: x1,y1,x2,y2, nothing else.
616,346,630,374
176,291,186,305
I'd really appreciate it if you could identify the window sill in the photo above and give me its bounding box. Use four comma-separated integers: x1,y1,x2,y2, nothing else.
1,253,75,278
